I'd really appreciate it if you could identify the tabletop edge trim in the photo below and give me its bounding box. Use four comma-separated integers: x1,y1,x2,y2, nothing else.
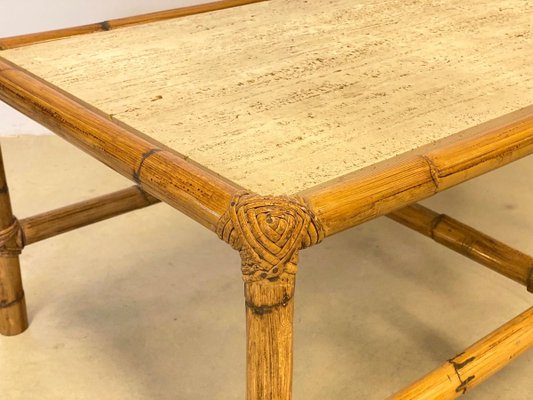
0,0,267,51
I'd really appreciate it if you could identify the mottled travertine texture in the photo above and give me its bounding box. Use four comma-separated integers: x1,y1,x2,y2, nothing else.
2,0,532,194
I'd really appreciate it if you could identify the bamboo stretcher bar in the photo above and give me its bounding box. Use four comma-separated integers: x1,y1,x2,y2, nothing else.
388,203,533,292
0,0,265,50
300,106,533,237
0,57,241,232
20,186,160,246
387,307,533,399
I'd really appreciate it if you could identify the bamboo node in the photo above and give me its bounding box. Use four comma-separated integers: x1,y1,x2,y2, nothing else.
132,148,162,184
455,375,476,394
0,217,24,257
245,293,292,315
217,192,324,282
100,21,112,31
448,355,476,394
421,155,441,190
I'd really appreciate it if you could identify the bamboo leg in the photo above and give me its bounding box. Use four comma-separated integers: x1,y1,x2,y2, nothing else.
245,274,295,400
0,145,28,336
216,192,324,400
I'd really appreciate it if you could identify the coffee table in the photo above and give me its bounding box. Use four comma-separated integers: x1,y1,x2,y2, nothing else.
0,1,532,398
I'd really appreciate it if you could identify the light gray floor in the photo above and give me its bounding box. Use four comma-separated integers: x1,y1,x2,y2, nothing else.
0,135,531,399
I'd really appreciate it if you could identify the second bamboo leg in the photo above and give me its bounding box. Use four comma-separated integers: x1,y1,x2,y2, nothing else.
0,256,27,336
0,145,27,336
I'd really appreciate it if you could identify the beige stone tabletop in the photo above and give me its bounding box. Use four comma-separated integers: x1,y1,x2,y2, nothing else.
2,0,532,194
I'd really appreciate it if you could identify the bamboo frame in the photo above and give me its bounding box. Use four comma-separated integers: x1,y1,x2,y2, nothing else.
388,307,533,399
299,106,533,237
388,203,533,292
1,54,531,238
0,1,532,398
0,56,241,232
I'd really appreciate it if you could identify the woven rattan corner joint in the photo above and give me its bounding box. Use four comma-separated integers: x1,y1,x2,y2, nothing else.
217,192,324,398
0,0,533,399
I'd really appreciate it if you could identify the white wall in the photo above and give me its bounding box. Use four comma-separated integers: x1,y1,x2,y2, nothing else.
0,0,206,136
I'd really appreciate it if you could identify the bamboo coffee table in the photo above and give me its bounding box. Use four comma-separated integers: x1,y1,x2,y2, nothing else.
0,1,532,398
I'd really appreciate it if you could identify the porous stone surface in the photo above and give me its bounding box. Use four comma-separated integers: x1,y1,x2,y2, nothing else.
3,0,532,194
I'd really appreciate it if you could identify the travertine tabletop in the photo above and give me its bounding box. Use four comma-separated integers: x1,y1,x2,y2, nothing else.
3,0,532,194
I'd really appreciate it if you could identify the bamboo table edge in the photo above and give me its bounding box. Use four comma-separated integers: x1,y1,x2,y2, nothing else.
0,0,267,50
1,54,532,240
298,105,533,237
0,0,532,240
0,56,243,232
